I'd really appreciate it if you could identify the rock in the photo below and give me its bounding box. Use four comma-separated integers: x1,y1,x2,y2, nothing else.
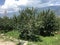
55,32,58,34
18,40,28,45
1,34,4,36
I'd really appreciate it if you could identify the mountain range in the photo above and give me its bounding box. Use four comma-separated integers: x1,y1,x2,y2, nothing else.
0,5,60,17
38,6,60,16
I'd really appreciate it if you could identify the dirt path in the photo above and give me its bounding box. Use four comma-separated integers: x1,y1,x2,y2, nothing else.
0,33,28,45
0,39,16,45
0,39,28,45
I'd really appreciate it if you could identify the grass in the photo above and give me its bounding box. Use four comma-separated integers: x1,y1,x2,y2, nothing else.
28,34,60,45
5,30,20,39
0,30,60,45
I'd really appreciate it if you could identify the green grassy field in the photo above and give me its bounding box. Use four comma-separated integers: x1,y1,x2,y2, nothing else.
5,30,20,39
0,30,60,45
28,34,60,45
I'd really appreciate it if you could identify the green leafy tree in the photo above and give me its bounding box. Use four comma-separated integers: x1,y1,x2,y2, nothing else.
19,8,40,41
39,9,58,36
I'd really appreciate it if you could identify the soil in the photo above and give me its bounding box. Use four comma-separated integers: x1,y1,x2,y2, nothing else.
0,39,16,45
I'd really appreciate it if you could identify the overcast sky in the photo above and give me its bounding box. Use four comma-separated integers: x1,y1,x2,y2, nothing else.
0,0,60,14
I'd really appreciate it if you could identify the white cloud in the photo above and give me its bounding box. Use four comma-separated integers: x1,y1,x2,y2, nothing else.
0,0,28,14
33,0,60,8
26,0,42,7
1,0,28,9
0,0,60,14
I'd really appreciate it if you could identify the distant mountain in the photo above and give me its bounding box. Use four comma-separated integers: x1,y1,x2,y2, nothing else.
13,5,60,16
0,5,60,17
37,6,60,16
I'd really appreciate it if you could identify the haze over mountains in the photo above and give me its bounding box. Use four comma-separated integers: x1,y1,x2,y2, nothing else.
38,5,60,16
0,0,60,17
